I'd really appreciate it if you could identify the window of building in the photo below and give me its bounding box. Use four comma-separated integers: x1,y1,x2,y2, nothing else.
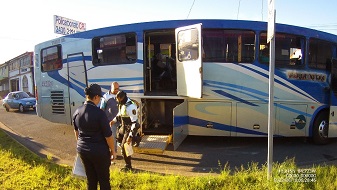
41,45,62,72
9,60,20,71
308,38,335,70
21,56,31,67
92,33,136,66
202,29,255,63
22,75,28,92
259,32,305,67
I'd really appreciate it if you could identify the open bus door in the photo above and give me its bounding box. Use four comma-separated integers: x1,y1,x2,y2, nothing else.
329,58,337,139
135,24,203,154
174,24,203,149
66,53,88,124
175,23,203,98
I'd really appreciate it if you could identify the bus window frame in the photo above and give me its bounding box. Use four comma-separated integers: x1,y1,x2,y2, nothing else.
202,29,256,63
40,45,63,72
259,31,306,68
308,38,336,71
92,32,137,66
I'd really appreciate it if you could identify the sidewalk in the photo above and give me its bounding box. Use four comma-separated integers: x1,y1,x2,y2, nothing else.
0,101,77,167
0,121,74,166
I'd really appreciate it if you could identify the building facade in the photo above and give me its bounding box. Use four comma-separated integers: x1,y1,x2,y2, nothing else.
7,52,34,96
0,62,9,98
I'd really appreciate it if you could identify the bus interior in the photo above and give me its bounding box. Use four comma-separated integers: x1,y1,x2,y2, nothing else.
141,30,184,135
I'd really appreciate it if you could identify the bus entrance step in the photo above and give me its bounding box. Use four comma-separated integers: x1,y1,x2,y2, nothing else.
133,135,171,154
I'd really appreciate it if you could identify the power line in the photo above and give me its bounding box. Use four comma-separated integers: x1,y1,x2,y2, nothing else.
237,0,241,20
186,0,196,19
261,0,263,21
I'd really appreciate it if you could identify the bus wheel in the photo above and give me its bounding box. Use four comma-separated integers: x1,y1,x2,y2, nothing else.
313,111,329,145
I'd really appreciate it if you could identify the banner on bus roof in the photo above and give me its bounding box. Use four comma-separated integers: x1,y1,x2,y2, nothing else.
54,15,86,35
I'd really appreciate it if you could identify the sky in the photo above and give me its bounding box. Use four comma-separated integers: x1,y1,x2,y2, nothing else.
1,0,337,64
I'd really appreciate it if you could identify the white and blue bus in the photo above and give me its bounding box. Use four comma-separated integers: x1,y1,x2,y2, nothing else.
34,19,337,152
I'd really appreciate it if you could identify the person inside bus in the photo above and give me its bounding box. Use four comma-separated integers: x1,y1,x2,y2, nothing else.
73,83,116,190
152,53,165,76
115,49,130,63
259,46,269,63
100,82,120,160
152,53,174,88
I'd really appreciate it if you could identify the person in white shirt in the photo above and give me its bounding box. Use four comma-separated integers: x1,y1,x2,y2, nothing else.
100,82,119,153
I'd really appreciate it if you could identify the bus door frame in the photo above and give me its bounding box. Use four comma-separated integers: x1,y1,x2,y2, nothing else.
329,58,337,137
175,23,203,98
66,52,88,124
172,24,203,148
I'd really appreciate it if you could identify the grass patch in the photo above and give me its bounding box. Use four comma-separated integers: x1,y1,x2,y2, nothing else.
0,129,336,189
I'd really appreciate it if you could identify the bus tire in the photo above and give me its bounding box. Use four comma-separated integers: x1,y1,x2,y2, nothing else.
312,110,329,145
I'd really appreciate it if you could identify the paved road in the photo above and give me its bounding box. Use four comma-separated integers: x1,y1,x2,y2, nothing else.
1,100,337,176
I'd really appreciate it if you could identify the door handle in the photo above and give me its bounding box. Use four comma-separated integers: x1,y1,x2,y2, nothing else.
332,111,335,117
72,102,75,106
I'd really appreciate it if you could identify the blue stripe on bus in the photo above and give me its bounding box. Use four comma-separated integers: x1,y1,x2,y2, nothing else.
189,117,234,131
204,80,311,117
189,117,283,136
64,55,92,63
204,80,269,97
239,64,318,102
47,71,85,97
89,77,143,82
213,90,258,106
174,116,189,126
204,80,270,101
63,56,143,66
276,104,312,117
68,76,86,96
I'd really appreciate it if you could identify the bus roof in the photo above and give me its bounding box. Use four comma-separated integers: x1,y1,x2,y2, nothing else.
39,19,337,45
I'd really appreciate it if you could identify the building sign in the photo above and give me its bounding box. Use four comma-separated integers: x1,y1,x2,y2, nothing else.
54,15,86,35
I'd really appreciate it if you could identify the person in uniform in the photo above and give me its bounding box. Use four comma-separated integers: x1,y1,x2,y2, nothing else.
100,81,119,154
110,91,139,171
73,83,116,190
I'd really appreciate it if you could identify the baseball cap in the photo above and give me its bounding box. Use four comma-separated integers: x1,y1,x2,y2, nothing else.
86,84,103,97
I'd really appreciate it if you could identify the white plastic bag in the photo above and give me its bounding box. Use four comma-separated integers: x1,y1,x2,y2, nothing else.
124,143,134,157
72,154,86,178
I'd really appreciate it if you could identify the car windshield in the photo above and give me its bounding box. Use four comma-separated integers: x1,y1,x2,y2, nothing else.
16,92,30,99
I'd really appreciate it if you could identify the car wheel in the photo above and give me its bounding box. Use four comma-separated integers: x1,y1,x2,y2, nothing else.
313,110,329,145
19,104,25,113
5,105,10,112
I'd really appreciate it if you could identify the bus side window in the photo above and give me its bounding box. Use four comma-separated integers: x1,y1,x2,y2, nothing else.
308,38,333,70
259,32,304,67
41,45,62,72
92,33,136,66
203,29,255,63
